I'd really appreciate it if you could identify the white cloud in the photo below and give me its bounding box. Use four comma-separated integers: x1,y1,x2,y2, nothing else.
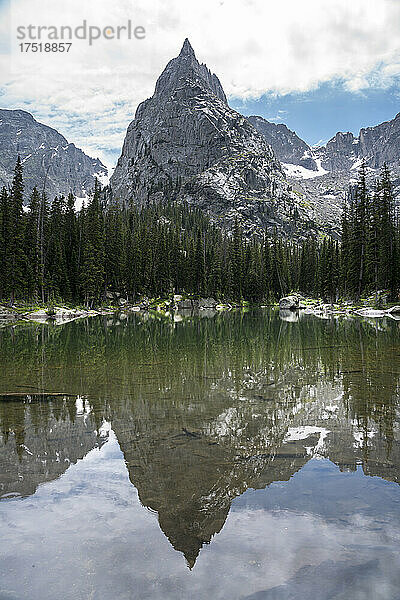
1,0,400,167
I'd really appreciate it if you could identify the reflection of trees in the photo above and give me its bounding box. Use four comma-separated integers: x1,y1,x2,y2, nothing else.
339,320,400,457
0,311,399,562
0,394,108,498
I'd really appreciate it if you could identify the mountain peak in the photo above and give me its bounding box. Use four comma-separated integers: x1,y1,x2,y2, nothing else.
179,38,195,58
153,40,227,104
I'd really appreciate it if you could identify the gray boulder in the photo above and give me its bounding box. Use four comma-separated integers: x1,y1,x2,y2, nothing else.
279,296,299,310
198,297,218,309
175,299,193,310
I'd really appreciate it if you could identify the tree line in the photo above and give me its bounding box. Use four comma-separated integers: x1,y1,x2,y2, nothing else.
0,157,398,306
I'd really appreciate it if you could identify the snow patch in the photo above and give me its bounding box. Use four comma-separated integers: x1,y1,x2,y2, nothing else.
351,158,363,171
353,429,376,448
99,420,112,438
95,170,109,186
75,396,91,416
74,195,90,212
283,158,328,179
20,444,33,456
284,426,330,456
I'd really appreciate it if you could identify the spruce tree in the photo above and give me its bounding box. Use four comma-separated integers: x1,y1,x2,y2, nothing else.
7,157,26,303
81,180,105,306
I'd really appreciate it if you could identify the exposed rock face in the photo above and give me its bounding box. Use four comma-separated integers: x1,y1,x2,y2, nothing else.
250,111,400,226
0,109,108,200
248,115,318,171
250,111,400,177
109,39,333,239
316,112,400,172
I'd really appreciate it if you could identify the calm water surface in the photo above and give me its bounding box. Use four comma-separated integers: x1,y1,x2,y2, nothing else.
0,309,400,599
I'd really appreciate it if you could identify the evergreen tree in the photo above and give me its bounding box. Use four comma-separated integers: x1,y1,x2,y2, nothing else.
81,180,105,306
7,157,26,302
24,187,41,299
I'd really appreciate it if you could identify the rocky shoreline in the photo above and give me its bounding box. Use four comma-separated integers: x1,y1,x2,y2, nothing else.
278,294,400,320
0,295,235,327
1,292,400,328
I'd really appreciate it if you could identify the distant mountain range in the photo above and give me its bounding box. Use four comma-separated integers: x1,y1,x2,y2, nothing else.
1,40,400,237
248,111,400,228
0,109,108,200
249,111,400,175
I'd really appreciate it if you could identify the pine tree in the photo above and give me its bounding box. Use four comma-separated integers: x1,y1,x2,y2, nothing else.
81,180,105,306
378,164,395,295
64,193,79,300
7,157,26,302
46,195,68,300
0,187,9,299
24,187,41,299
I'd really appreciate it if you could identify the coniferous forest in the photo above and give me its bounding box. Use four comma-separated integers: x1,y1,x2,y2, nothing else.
0,157,398,306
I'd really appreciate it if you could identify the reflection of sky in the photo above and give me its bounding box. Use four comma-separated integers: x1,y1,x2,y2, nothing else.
1,432,399,600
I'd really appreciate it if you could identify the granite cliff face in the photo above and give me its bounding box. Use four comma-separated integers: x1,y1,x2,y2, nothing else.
109,40,335,238
0,109,108,200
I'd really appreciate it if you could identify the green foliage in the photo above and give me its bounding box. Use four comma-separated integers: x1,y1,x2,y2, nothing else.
341,162,398,300
0,159,398,306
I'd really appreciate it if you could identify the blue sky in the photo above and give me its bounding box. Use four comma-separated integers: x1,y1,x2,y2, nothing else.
231,81,400,146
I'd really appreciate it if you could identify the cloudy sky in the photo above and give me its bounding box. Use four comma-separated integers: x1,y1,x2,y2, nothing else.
1,0,400,172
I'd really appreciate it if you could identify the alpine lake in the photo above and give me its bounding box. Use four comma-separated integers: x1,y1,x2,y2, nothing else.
0,308,399,600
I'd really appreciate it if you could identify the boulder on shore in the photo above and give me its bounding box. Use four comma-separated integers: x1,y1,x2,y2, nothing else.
0,306,16,320
279,296,299,310
196,297,218,309
175,299,193,310
175,297,218,310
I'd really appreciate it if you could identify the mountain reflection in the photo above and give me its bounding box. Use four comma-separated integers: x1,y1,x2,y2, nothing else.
0,310,399,566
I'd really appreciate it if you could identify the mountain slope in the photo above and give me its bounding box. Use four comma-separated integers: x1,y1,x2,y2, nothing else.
316,112,400,172
248,115,318,171
249,111,400,177
109,40,335,239
250,111,400,219
0,109,108,199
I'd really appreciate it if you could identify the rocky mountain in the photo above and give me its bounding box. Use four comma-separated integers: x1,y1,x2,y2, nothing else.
250,111,400,224
249,111,400,177
317,112,400,171
109,39,337,239
247,115,318,171
0,109,108,200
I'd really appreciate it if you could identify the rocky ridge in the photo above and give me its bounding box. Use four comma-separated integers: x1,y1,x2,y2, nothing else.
0,109,108,200
248,115,318,171
251,112,400,225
